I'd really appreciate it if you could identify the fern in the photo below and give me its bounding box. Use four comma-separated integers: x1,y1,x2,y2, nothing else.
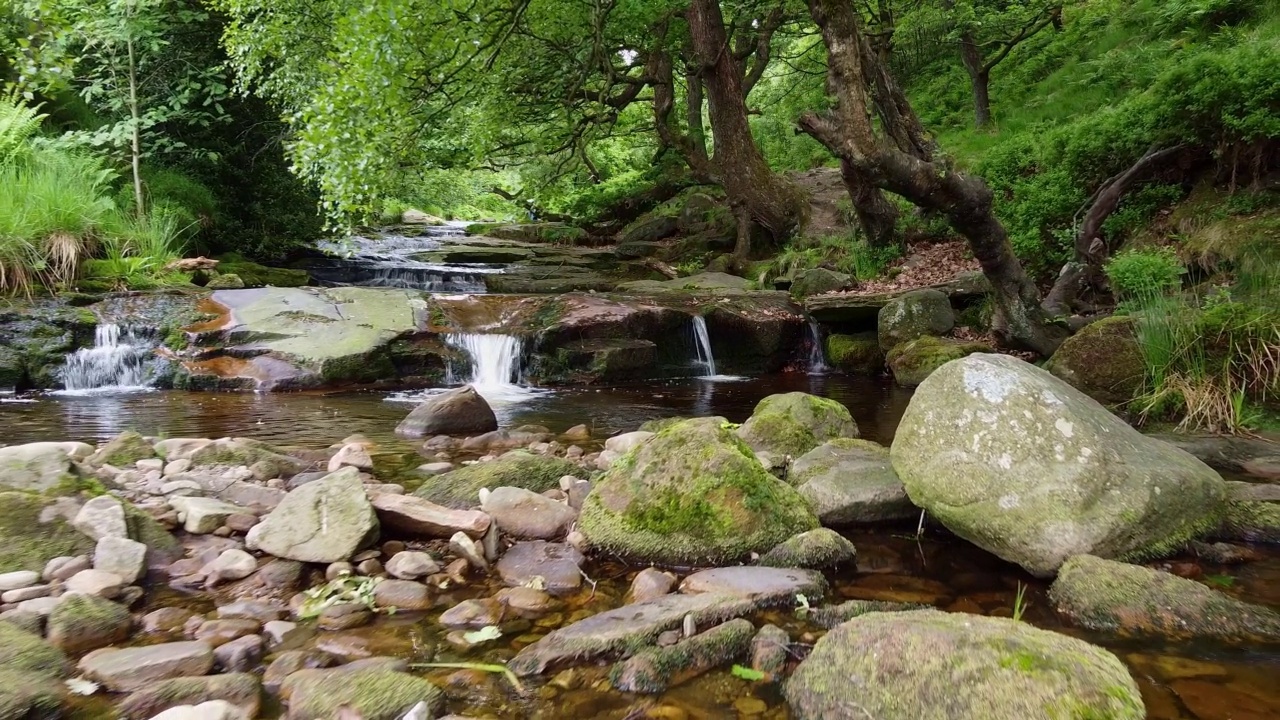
0,92,45,166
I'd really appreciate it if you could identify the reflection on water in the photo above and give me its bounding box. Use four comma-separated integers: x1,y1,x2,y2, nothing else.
0,373,910,448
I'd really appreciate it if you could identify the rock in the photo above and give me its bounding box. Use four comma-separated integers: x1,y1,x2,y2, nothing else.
0,571,38,592
385,551,440,580
263,650,335,691
680,567,827,607
790,268,853,298
188,439,304,479
78,641,215,692
1214,500,1280,543
194,619,261,647
0,491,95,574
611,618,755,693
148,700,243,720
737,392,859,457
580,417,818,565
508,592,756,676
327,443,373,472
1045,316,1144,405
0,668,64,720
143,608,198,633
481,486,576,540
43,555,90,582
401,208,444,224
877,288,955,351
495,541,584,596
169,497,246,535
824,332,884,375
370,493,490,538
789,439,916,525
0,619,70,676
439,598,505,628
87,431,156,468
155,439,214,462
758,528,857,570
45,592,131,653
809,599,928,628
207,273,246,289
890,354,1226,576
119,674,261,720
0,584,48,603
784,609,1144,720
74,494,129,540
1049,555,1280,642
66,568,124,597
263,620,311,651
416,462,453,476
246,468,378,563
887,336,993,387
0,609,42,634
164,459,193,476
628,568,677,603
750,624,790,680
213,634,263,672
203,549,258,586
413,451,582,509
396,385,498,437
94,535,148,584
0,443,81,494
448,532,488,571
604,431,654,455
281,668,444,720
317,603,373,631
1189,540,1257,564
495,586,558,618
257,559,304,590
373,580,432,611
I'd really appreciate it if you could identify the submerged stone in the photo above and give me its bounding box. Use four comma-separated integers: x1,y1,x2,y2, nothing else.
495,541,584,596
737,392,859,458
610,618,755,694
783,610,1144,720
679,567,827,607
758,528,857,571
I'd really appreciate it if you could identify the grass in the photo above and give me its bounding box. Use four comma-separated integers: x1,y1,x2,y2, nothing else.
768,231,902,282
1012,582,1030,622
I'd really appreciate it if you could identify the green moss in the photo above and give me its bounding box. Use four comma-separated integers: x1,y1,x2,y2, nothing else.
122,501,182,561
0,668,65,720
528,298,566,333
1045,317,1144,406
757,528,857,570
810,600,928,629
610,618,755,694
0,491,95,574
213,255,310,288
886,336,991,387
1214,499,1280,543
413,452,582,508
282,669,443,720
320,352,396,385
825,333,884,375
0,621,70,676
738,392,859,457
47,594,131,653
88,430,155,467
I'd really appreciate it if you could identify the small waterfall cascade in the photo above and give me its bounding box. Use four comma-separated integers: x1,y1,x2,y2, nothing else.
61,324,158,393
806,319,829,374
691,316,718,377
445,333,527,397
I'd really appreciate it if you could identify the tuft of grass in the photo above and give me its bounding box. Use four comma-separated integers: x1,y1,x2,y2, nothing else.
769,231,902,282
1012,582,1030,622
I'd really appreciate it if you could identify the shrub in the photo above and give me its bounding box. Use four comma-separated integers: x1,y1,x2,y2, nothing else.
1105,247,1185,300
767,232,902,282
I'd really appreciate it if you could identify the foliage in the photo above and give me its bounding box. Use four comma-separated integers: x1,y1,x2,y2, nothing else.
0,90,43,164
731,664,767,682
1012,582,1030,622
297,574,381,620
1105,248,1185,301
768,232,902,282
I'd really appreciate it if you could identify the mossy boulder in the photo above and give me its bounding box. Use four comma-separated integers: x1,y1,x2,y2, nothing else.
737,392,859,458
0,668,64,720
790,268,852,298
118,673,261,720
758,528,857,570
1045,316,1144,406
890,354,1226,577
783,610,1144,720
789,438,916,525
877,288,955,351
0,622,70,676
579,417,819,565
214,254,310,288
206,273,246,290
1050,554,1280,642
87,430,155,467
281,668,443,720
0,491,95,573
610,618,755,694
188,438,304,478
1213,499,1280,543
887,336,991,387
413,451,581,509
0,443,79,493
46,594,132,654
824,332,884,375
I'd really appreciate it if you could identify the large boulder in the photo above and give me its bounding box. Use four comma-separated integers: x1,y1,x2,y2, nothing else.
413,451,581,509
790,268,852,298
0,443,82,492
789,439,916,525
1045,316,1145,406
877,288,954,351
246,468,378,563
0,491,95,573
890,354,1226,576
783,610,1144,720
824,333,884,375
886,336,991,387
87,431,156,467
1050,555,1280,642
737,392,859,458
395,385,498,437
579,417,818,564
46,593,132,654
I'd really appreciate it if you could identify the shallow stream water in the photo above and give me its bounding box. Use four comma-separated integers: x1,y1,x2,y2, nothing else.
4,375,1279,719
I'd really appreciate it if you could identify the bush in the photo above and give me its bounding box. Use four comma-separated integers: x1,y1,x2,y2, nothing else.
1105,247,1185,300
768,232,902,282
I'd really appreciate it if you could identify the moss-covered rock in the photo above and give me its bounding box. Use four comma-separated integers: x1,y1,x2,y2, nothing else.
206,273,246,289
783,610,1144,720
610,618,755,694
886,336,991,387
579,417,819,565
789,438,916,525
757,528,857,570
1213,499,1280,543
1051,554,1280,642
824,332,884,375
791,269,852,298
246,467,378,563
188,438,304,478
118,673,261,720
86,431,155,468
214,254,310,288
877,288,955,351
0,668,64,720
737,392,859,458
0,492,95,574
0,443,79,493
0,622,70,677
281,668,443,720
122,501,183,566
1045,316,1144,406
46,594,132,655
809,600,928,629
890,354,1226,577
413,451,582,509
0,346,23,389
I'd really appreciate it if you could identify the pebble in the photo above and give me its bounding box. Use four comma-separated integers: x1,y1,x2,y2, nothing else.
202,549,258,587
257,559,304,590
163,458,193,476
356,559,383,576
372,579,433,611
224,513,259,532
193,619,261,647
0,585,50,603
326,562,354,581
66,569,124,598
439,598,505,628
43,555,90,582
143,607,198,633
628,567,677,603
0,571,39,592
317,603,373,631
386,551,440,580
381,540,407,556
448,532,488,571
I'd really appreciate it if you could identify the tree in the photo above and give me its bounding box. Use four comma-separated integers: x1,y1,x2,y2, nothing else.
945,0,1062,128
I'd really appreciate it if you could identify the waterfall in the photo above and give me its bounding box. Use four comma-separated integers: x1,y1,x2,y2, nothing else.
60,324,157,393
691,316,717,377
445,333,526,398
807,320,829,374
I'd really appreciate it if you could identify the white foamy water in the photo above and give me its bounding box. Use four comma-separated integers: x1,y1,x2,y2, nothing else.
442,332,541,403
58,324,157,394
807,319,829,375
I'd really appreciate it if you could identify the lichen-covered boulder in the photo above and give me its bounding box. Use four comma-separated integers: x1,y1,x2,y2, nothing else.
737,392,858,458
789,439,916,525
246,468,378,563
758,528,857,570
887,336,992,387
783,610,1144,720
0,491,95,573
46,593,132,654
413,451,581,509
877,288,954,351
87,430,156,467
281,668,443,720
1050,555,1280,642
395,385,498,437
188,438,304,479
890,354,1225,577
824,333,884,375
1045,316,1144,406
0,443,79,493
580,417,818,565
791,268,852,298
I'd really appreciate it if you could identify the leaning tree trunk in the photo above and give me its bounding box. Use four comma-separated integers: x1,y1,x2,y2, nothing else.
687,0,806,264
959,32,992,129
800,0,1063,355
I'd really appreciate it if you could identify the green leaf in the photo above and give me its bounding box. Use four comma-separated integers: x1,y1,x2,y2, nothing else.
462,625,503,644
731,664,766,682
